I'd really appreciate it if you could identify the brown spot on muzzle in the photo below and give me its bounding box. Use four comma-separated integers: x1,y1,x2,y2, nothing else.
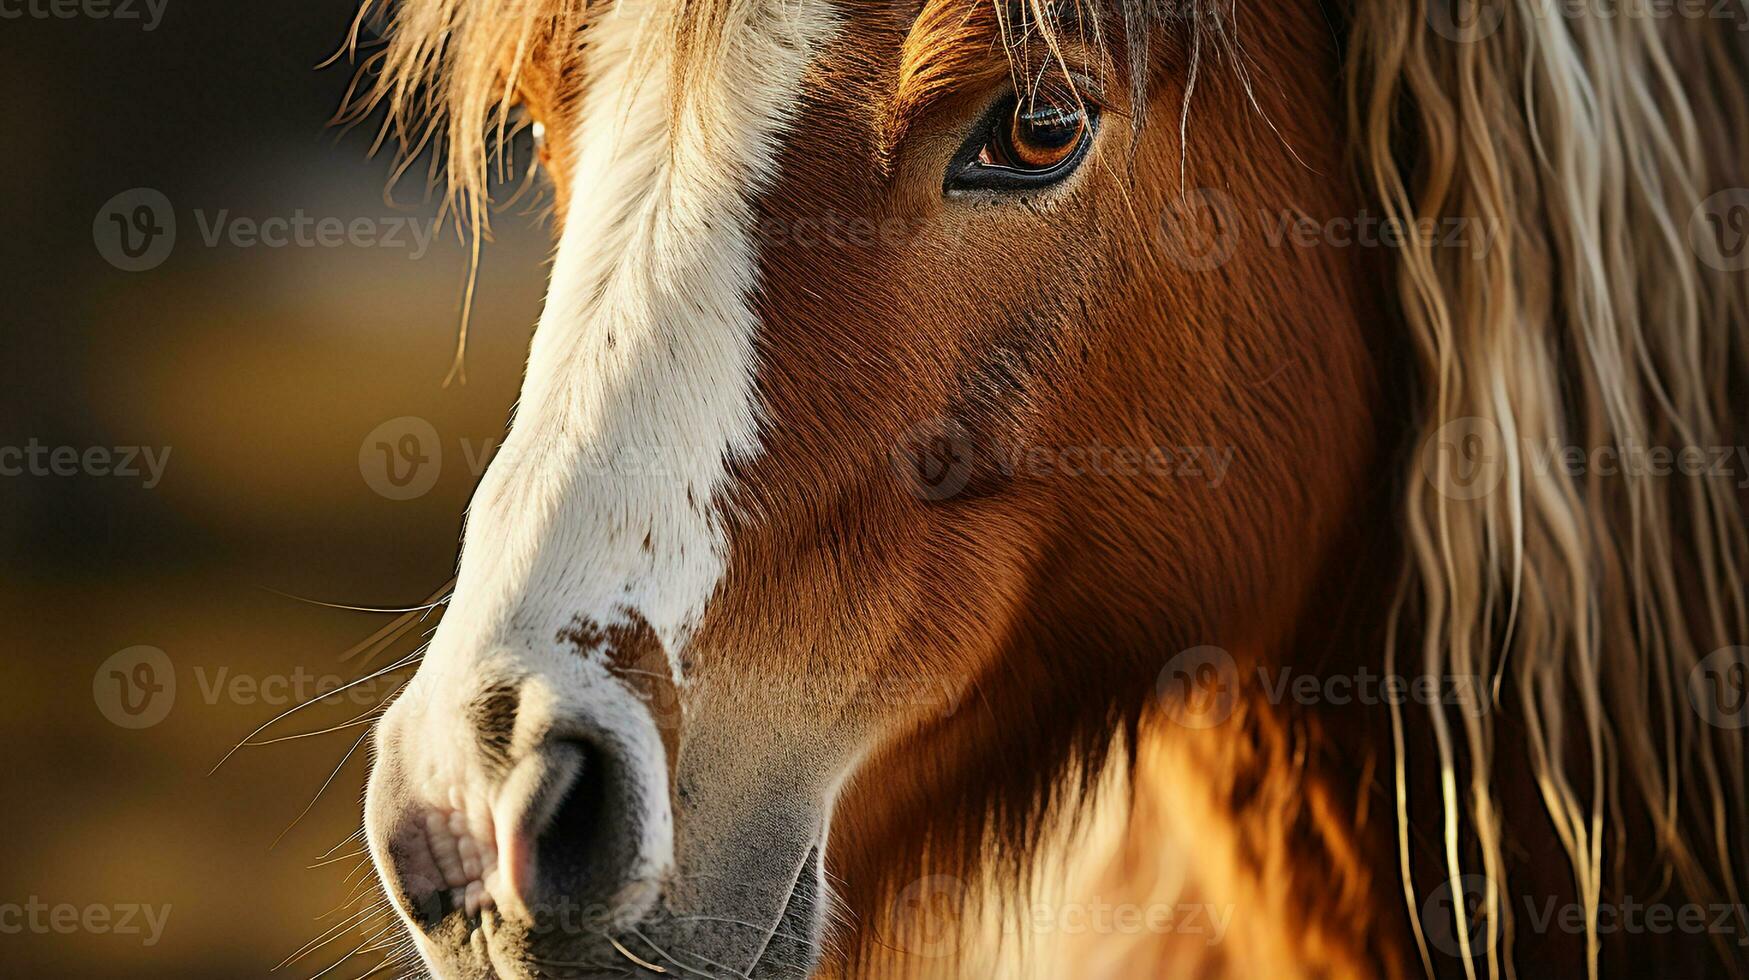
558,617,607,655
559,610,682,780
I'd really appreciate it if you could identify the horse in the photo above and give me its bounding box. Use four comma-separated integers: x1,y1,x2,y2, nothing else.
337,0,1749,976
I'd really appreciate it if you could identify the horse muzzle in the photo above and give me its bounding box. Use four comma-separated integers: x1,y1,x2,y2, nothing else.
363,637,829,979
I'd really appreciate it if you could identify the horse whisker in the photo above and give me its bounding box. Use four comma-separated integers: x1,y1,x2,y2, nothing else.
271,728,374,849
667,915,813,947
307,848,369,870
209,649,423,776
606,932,667,973
307,924,399,980
248,704,395,748
316,827,367,861
277,899,393,971
260,584,452,615
626,926,736,980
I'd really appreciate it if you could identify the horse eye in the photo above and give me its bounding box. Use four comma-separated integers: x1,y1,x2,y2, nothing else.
946,93,1097,194
991,103,1086,169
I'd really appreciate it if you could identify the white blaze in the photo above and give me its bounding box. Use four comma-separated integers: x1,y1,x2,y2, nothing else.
440,0,838,678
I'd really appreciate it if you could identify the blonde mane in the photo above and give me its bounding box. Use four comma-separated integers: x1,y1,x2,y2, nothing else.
341,1,1749,976
1354,2,1749,976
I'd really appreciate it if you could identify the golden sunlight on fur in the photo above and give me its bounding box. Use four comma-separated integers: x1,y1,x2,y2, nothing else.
851,700,1404,980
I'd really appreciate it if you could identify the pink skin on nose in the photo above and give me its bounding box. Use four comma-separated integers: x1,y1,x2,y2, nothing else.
501,820,535,913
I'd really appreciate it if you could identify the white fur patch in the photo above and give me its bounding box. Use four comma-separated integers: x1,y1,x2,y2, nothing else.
442,0,837,677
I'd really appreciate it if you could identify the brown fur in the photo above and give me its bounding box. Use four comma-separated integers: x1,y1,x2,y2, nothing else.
691,3,1395,974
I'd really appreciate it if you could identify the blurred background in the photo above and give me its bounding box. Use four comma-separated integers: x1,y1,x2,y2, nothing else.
1,3,553,975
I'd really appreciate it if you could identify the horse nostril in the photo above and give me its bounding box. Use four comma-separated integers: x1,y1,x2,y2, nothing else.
517,734,647,915
538,739,610,881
